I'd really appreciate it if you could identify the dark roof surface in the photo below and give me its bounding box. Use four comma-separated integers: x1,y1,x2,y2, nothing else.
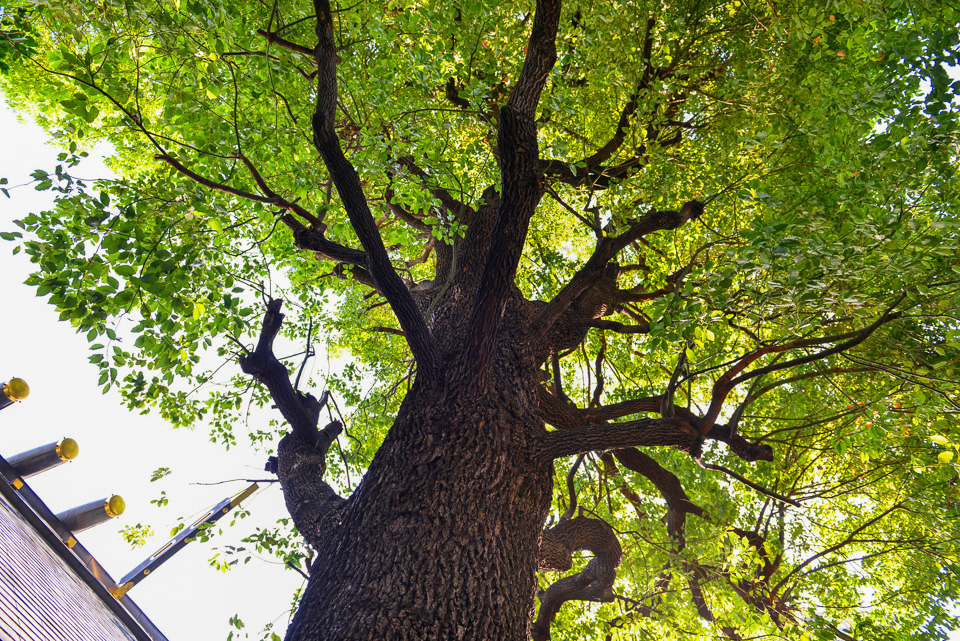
0,495,138,641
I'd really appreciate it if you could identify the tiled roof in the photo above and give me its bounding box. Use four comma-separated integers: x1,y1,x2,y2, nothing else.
0,456,166,641
0,495,138,640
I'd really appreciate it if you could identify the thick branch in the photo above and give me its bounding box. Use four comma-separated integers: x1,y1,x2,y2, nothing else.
460,0,561,376
444,77,471,109
528,201,703,337
534,516,622,641
236,152,323,227
699,295,905,434
541,59,725,188
280,215,370,268
397,156,471,217
688,572,743,641
155,153,276,206
537,386,582,429
705,423,773,463
574,318,650,334
240,299,324,443
560,453,584,521
557,19,656,170
382,189,431,232
311,0,440,375
537,389,772,463
257,28,316,57
542,417,698,461
508,0,561,119
614,448,703,538
578,396,662,423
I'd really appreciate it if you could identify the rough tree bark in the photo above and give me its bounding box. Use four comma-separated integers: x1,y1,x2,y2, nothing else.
243,292,712,641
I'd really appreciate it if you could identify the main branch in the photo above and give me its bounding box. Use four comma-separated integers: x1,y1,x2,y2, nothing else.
311,0,440,375
460,0,561,375
542,417,698,460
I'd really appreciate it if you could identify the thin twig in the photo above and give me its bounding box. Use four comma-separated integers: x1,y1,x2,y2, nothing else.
191,478,280,485
697,460,800,507
294,317,315,390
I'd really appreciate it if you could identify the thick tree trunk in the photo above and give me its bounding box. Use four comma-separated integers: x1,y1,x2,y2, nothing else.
285,348,554,640
280,3,566,632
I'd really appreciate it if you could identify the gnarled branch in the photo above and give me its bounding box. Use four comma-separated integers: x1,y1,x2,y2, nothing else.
276,427,347,550
280,215,371,271
699,294,905,435
239,300,345,549
534,516,622,641
240,299,325,443
613,448,703,540
537,388,773,463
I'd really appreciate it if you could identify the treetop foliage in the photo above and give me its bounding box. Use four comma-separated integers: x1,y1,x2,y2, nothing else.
2,0,960,638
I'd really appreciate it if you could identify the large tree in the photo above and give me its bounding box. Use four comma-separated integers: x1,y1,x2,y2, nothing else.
3,0,960,639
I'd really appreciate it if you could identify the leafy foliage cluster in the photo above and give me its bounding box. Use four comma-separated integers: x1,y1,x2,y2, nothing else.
2,0,960,639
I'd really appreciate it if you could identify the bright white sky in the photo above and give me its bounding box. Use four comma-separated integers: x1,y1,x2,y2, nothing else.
0,98,304,640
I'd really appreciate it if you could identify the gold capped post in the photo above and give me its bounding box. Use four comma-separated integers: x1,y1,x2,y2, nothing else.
4,377,29,400
229,483,259,507
8,438,80,478
0,377,29,411
112,582,135,600
56,438,79,461
57,495,125,533
105,495,125,518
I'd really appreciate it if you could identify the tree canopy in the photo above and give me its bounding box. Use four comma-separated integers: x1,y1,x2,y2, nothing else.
2,0,960,639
